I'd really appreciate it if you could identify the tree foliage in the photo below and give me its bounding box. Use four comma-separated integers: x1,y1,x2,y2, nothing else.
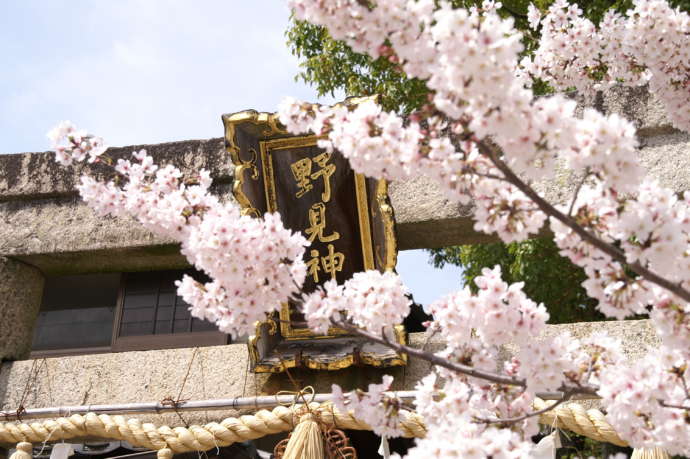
285,0,659,113
429,239,604,323
286,17,429,113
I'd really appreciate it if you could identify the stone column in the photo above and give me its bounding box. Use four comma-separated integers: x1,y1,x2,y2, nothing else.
0,257,44,361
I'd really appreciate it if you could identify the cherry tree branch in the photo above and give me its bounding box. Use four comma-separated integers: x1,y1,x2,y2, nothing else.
333,319,517,383
473,393,573,426
331,319,599,397
659,401,690,411
476,139,690,304
567,169,591,217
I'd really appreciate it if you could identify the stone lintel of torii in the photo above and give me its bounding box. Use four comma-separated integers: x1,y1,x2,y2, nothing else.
0,85,683,427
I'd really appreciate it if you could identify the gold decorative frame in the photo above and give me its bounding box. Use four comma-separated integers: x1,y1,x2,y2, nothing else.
223,110,286,217
375,180,398,270
249,325,408,373
223,104,401,373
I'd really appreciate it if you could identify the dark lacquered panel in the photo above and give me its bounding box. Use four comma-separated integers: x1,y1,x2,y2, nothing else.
264,142,370,335
269,144,365,292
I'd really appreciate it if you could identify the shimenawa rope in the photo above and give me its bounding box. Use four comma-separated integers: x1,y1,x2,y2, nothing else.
0,398,668,458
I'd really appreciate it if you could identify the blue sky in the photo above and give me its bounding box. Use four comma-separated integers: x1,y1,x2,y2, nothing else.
0,0,463,306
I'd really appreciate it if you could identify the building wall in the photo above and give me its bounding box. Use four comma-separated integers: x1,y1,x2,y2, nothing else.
0,321,658,428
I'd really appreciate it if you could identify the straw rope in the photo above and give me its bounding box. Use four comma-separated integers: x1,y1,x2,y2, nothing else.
0,402,424,454
0,399,669,457
533,398,627,447
281,413,324,459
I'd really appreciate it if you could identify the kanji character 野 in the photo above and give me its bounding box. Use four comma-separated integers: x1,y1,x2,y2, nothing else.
290,157,313,198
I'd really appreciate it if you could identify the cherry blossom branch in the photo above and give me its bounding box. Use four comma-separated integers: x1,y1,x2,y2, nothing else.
332,319,523,386
473,393,573,426
658,401,690,411
476,139,690,304
567,169,591,217
332,319,599,397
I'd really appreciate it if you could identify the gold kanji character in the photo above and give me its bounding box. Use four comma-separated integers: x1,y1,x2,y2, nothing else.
310,152,336,202
321,244,345,280
290,157,313,198
304,203,340,243
307,249,322,283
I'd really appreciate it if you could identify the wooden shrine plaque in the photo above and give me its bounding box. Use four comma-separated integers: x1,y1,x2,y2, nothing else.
223,106,403,372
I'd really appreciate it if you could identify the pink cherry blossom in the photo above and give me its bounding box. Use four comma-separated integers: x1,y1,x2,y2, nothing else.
49,127,308,338
47,0,690,454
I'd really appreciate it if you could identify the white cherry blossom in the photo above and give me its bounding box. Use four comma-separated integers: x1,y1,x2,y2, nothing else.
48,0,690,454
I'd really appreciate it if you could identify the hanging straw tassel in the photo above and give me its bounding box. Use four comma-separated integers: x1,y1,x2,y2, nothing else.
157,448,173,459
9,442,32,459
282,413,325,459
631,447,670,459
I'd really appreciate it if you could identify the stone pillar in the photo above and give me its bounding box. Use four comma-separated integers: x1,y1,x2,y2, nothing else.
0,257,44,361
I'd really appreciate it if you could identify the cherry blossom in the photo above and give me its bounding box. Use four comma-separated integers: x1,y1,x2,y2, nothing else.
599,347,690,456
47,0,690,455
283,0,690,454
428,266,548,349
47,120,107,166
332,375,406,437
525,0,690,131
400,370,538,458
517,334,579,393
49,126,308,338
301,270,411,335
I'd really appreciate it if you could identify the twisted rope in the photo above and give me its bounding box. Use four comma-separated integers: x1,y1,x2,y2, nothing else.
0,399,668,457
0,402,425,454
533,397,627,447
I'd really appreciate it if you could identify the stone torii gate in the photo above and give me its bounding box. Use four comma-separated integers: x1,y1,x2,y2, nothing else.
0,86,686,456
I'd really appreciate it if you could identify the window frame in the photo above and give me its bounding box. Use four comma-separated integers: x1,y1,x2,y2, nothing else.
30,271,229,358
30,346,114,359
